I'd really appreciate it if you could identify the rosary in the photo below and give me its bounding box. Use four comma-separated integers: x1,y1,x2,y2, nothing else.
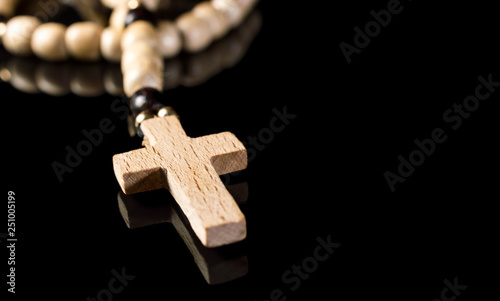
1,0,258,248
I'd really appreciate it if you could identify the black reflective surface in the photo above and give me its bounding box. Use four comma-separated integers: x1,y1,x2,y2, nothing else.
2,1,499,300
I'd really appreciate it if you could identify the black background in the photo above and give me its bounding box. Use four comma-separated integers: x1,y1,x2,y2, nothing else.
2,0,499,300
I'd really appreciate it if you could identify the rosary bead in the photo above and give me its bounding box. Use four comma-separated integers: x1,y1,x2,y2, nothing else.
129,87,163,111
31,23,68,62
109,3,129,31
100,27,122,62
124,4,155,28
65,22,103,61
212,0,241,28
101,0,127,9
2,16,41,56
193,2,230,40
176,13,213,53
121,20,157,50
0,0,19,18
124,66,163,97
121,41,161,73
156,20,182,58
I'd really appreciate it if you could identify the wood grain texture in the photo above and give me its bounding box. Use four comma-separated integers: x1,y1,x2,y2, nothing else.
113,116,248,247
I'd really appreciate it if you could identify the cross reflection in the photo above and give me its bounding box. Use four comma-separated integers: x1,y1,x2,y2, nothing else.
117,181,249,285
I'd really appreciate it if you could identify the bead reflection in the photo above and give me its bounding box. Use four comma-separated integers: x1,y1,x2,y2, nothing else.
0,9,261,97
117,182,249,285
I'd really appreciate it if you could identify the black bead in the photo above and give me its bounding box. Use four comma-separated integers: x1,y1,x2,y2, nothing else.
124,5,156,28
129,87,163,112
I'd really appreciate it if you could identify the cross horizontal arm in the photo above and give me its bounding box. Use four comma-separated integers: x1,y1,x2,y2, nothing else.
194,132,248,175
113,148,167,194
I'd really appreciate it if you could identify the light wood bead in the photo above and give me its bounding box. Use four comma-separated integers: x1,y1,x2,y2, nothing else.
156,20,182,58
212,0,244,28
101,27,123,62
65,22,103,61
176,13,213,53
121,20,158,50
0,0,19,18
123,56,164,82
235,0,257,11
141,0,159,12
101,0,128,9
31,23,68,62
2,16,42,56
124,67,163,97
193,2,230,40
109,3,129,31
121,41,162,72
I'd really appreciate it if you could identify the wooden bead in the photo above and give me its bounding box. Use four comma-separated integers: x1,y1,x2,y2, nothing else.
156,21,182,58
0,0,19,18
193,2,230,39
212,0,244,28
124,67,163,97
100,27,122,62
109,3,128,31
142,0,170,12
31,23,68,62
176,13,213,53
65,22,103,61
2,16,41,56
101,0,128,9
123,56,164,86
235,0,257,11
121,20,157,50
121,41,162,72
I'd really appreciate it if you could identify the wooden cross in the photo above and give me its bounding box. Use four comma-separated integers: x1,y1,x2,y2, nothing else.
113,116,247,248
